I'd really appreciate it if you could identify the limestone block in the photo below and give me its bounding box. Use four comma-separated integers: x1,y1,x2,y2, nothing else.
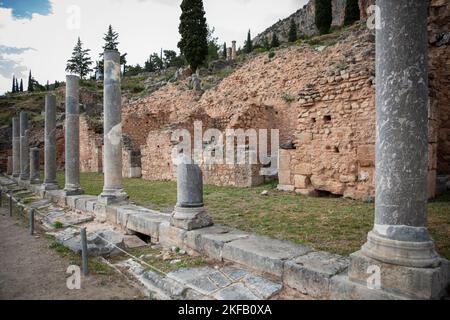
348,251,450,300
283,251,350,298
278,170,292,185
295,163,312,176
294,175,310,189
357,144,375,167
222,236,312,277
126,212,169,241
184,225,249,260
159,222,187,248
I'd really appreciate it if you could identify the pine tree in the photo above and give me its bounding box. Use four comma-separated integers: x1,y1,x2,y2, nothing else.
12,75,16,93
288,18,298,42
19,79,23,92
270,33,280,48
315,0,332,35
244,30,253,54
66,37,93,79
27,70,34,92
344,0,360,26
103,25,119,51
223,42,227,59
178,0,209,73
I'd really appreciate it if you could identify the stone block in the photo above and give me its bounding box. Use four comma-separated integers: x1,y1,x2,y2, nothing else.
184,225,249,260
357,144,375,167
74,196,98,212
296,132,313,144
222,236,312,277
127,212,169,242
294,163,312,176
278,152,291,171
277,184,295,192
159,222,187,248
348,251,450,300
278,170,291,185
294,175,310,189
283,251,350,298
214,283,259,300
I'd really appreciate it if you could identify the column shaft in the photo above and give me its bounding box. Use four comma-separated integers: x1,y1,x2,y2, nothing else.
64,75,82,194
361,0,438,267
12,117,20,177
99,50,127,203
19,112,29,180
44,94,58,189
30,148,40,185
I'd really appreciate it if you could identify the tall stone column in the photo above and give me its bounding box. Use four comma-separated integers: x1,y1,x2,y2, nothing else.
43,94,58,190
19,112,29,181
170,156,213,230
227,47,232,61
231,41,237,60
348,0,449,300
99,50,128,204
12,117,20,177
64,75,83,195
29,148,40,185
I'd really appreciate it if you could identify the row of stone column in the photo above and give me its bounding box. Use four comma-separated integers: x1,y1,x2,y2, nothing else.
8,50,127,204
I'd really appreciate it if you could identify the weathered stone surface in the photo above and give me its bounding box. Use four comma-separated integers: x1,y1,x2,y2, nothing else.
125,210,170,241
43,210,94,229
184,225,249,260
283,251,350,297
348,251,450,300
214,283,259,300
159,222,187,248
54,228,124,256
222,236,312,277
43,94,58,190
124,235,148,249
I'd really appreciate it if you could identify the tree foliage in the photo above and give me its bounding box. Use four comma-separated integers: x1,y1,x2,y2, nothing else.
244,29,253,53
66,37,93,79
178,0,209,72
288,18,298,42
344,0,360,26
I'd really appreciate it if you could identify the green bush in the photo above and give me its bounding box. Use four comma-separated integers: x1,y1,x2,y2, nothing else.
268,51,276,59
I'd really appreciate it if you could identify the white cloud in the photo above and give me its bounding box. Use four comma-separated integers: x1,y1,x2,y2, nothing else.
0,0,306,94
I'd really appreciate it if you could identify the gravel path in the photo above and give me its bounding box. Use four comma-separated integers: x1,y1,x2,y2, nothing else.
0,208,143,300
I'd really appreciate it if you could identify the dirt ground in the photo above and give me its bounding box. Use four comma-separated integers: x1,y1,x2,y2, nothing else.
0,208,144,300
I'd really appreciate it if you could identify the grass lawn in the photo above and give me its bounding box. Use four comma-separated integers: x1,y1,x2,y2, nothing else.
54,172,450,259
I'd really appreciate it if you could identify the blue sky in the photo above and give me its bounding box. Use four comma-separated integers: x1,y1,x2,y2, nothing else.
0,0,305,95
0,0,52,19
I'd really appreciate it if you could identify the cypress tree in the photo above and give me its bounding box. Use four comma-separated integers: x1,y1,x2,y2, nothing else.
315,0,332,35
270,33,280,48
15,78,19,93
244,30,253,54
27,70,34,92
344,0,360,26
12,75,16,93
46,80,50,91
66,37,93,79
223,42,227,59
288,18,298,42
19,79,23,92
178,0,209,73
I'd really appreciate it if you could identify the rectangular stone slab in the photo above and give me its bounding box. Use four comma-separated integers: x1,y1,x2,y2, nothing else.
222,236,312,277
283,251,350,298
184,225,250,260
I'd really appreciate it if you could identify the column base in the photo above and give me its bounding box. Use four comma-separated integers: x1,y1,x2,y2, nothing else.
42,182,59,191
170,206,213,231
98,190,129,205
361,230,440,268
348,250,450,300
62,188,84,196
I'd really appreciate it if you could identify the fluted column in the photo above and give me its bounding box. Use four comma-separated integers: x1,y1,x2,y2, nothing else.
30,148,40,185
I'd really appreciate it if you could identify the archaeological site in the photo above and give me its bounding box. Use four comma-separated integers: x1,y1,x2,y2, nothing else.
0,0,449,304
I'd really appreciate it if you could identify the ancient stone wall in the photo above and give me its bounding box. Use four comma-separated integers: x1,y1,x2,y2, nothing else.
79,115,103,173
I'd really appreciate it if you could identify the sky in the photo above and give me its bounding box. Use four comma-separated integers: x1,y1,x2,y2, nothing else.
0,0,307,95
